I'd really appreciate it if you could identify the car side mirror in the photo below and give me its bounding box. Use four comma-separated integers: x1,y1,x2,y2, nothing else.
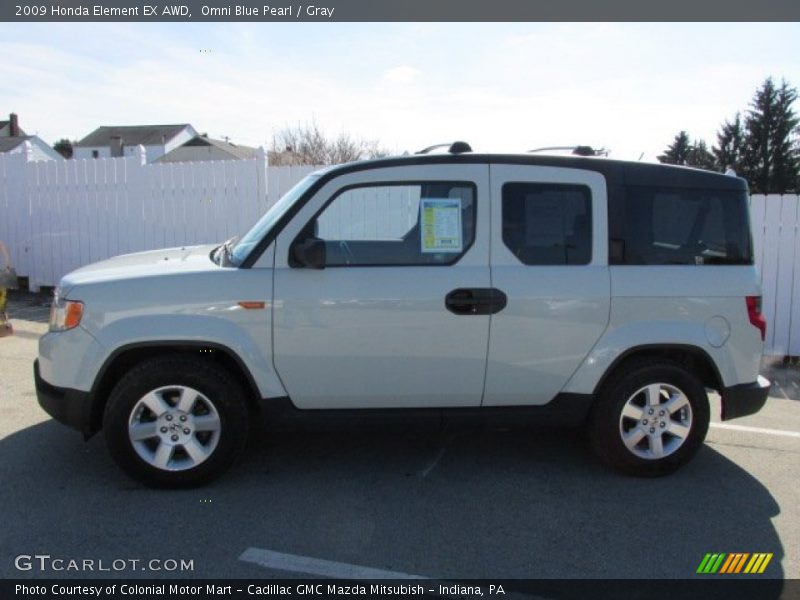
291,238,326,269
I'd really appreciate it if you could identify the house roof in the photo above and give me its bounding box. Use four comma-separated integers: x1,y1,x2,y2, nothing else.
0,136,60,160
0,137,27,152
75,124,191,147
0,120,27,136
158,135,257,162
188,136,257,159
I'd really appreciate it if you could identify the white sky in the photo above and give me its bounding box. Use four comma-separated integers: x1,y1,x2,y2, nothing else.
1,22,799,162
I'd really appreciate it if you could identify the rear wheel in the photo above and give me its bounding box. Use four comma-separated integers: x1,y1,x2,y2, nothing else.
104,356,250,488
587,360,709,476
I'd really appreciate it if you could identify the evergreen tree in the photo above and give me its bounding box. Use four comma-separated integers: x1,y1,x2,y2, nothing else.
713,113,745,173
658,131,691,165
771,81,800,192
53,138,73,159
686,140,716,170
659,132,716,170
741,78,800,193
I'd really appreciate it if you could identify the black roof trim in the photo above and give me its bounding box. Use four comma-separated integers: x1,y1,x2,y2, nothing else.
240,154,747,268
304,154,745,190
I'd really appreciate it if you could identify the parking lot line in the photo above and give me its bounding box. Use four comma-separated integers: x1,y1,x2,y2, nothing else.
710,422,800,439
239,547,427,579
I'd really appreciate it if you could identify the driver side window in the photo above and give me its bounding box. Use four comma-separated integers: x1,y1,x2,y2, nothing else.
303,182,476,266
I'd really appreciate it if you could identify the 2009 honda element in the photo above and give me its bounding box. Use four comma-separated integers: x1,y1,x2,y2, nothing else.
35,146,770,487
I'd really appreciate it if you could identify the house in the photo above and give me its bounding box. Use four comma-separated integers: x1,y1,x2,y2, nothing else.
73,123,198,162
0,113,61,161
157,134,258,163
0,137,64,161
0,113,26,137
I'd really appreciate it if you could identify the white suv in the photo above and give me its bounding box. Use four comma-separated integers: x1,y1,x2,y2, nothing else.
35,147,770,487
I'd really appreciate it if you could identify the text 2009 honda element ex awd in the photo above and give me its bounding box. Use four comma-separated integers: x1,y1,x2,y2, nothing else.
35,147,770,487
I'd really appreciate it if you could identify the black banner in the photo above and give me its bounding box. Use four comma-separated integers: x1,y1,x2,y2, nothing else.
2,579,793,600
3,0,800,22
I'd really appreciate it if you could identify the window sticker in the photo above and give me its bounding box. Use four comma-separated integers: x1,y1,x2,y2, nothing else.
420,198,463,253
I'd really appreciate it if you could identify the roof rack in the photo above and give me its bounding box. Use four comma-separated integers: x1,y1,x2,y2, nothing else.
416,141,473,155
527,145,609,157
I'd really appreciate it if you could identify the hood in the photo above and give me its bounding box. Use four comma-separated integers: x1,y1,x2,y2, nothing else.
60,244,221,293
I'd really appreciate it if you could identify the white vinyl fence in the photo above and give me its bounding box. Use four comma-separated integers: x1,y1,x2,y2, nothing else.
750,194,800,357
0,144,317,293
0,144,797,356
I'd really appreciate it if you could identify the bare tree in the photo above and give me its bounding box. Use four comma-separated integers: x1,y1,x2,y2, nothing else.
269,120,390,166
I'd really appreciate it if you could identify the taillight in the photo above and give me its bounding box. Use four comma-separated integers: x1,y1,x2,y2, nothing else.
746,296,766,341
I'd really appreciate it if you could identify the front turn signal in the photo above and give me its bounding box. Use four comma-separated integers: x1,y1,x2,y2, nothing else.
49,293,84,331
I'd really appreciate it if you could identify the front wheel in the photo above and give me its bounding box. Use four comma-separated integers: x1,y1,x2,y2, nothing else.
587,360,710,476
104,356,250,488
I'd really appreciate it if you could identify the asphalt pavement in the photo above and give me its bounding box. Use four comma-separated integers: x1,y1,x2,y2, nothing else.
1,293,798,583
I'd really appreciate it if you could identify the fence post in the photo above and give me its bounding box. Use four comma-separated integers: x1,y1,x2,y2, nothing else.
130,145,148,255
18,143,37,290
21,141,34,162
256,146,268,207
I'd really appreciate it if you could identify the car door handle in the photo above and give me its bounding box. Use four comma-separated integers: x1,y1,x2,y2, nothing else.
445,288,507,315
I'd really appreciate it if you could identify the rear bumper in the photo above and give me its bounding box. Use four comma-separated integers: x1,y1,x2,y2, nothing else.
720,376,770,421
34,359,94,437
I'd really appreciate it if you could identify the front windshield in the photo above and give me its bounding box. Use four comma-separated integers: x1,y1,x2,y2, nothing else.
230,174,320,266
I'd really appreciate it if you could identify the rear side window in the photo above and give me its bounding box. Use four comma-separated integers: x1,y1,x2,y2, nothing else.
502,183,592,265
308,182,476,266
611,187,753,265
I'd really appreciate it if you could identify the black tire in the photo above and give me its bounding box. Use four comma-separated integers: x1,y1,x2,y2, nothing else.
104,356,250,488
587,359,710,476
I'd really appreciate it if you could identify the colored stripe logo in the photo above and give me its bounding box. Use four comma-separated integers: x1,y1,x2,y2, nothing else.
697,553,773,574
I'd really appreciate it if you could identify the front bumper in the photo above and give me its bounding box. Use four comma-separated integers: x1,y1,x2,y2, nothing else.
34,359,94,437
720,375,770,421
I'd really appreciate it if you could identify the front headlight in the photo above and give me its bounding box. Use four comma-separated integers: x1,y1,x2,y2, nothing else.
49,289,84,331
